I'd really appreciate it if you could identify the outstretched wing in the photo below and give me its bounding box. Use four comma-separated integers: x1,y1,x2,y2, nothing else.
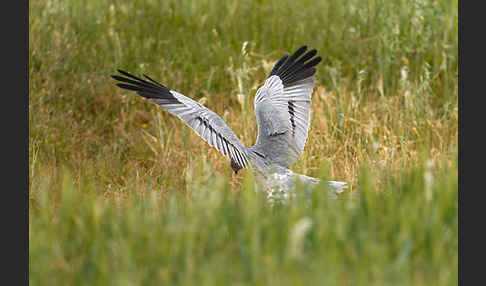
252,46,321,167
112,69,250,170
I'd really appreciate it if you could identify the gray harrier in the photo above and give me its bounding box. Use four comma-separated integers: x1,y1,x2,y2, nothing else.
112,46,347,202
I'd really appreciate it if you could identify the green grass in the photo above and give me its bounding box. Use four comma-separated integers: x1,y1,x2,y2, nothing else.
29,0,458,285
29,159,457,285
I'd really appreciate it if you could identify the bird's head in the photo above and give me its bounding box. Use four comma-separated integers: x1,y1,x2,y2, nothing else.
230,159,242,175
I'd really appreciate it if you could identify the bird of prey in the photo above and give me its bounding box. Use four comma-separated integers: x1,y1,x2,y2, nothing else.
112,45,347,203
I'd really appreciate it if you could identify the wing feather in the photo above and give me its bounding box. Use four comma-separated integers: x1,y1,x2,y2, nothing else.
112,70,249,169
252,46,321,167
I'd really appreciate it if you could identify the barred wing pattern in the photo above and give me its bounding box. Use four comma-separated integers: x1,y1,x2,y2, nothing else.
112,70,249,172
253,46,321,167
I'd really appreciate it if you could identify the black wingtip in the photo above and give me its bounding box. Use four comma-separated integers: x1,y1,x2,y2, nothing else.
269,53,290,77
111,69,176,101
268,45,322,87
294,45,308,56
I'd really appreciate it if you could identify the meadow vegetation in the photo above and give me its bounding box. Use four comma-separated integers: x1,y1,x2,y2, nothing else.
29,0,458,285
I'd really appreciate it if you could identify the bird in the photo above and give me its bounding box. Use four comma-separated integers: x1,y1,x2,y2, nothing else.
111,45,347,203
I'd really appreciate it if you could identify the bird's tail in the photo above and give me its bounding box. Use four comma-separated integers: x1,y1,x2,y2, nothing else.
327,181,348,199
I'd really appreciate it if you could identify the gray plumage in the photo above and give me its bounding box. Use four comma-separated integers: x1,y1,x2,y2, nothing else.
112,46,347,202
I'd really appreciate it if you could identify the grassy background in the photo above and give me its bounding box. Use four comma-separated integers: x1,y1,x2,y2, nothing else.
29,0,458,285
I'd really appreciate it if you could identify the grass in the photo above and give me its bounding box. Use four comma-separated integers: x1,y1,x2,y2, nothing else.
29,0,458,285
30,159,457,285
